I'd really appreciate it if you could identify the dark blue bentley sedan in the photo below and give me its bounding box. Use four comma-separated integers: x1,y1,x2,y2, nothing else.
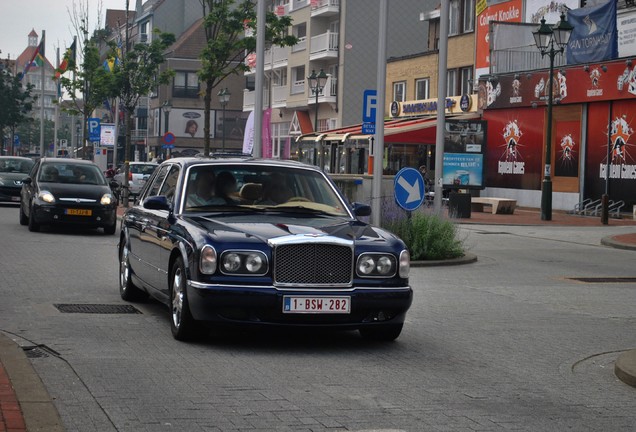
118,157,412,341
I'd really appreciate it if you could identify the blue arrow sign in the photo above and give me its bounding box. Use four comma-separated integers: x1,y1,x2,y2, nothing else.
394,167,425,211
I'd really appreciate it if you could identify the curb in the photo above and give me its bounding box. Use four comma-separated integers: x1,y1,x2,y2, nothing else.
601,236,636,251
0,333,64,432
615,349,636,388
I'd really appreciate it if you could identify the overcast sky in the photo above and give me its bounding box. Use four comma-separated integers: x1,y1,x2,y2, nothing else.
2,0,127,61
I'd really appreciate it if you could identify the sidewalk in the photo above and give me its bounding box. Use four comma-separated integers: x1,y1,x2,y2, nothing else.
2,206,636,431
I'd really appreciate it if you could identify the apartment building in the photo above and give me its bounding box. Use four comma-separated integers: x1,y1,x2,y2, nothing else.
243,0,436,166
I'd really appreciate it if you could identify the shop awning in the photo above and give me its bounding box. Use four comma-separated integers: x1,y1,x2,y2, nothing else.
296,113,481,144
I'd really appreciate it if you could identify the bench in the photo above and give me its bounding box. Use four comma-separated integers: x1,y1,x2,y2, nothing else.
471,197,517,214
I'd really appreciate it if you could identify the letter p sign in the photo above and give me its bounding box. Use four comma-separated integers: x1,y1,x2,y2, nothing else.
88,118,101,143
362,89,377,123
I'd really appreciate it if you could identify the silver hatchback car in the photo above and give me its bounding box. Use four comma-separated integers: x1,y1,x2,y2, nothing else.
114,162,158,196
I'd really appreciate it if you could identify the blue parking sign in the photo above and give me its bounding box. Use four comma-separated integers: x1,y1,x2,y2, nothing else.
88,118,101,143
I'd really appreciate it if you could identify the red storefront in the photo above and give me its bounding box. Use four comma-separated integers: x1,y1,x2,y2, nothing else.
479,58,636,211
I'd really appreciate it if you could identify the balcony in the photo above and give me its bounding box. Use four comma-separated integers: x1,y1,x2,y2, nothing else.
309,31,338,60
264,45,289,70
242,88,270,112
307,75,337,105
291,36,307,53
272,85,288,109
310,0,339,17
289,0,309,12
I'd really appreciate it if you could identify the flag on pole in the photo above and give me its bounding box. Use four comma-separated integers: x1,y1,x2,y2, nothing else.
55,40,76,79
21,35,45,79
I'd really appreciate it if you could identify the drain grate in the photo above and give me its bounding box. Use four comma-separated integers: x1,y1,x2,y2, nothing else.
22,345,59,359
475,231,511,235
568,277,636,283
54,303,142,314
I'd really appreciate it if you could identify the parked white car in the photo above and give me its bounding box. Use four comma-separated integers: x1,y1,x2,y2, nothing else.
113,162,158,196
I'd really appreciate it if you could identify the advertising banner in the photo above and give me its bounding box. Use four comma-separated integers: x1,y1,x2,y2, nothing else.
100,124,116,147
618,9,636,58
554,120,580,177
442,120,487,189
475,0,523,79
585,100,636,207
566,1,618,64
483,108,545,190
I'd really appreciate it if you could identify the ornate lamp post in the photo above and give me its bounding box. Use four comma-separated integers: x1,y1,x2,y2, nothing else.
532,13,573,221
217,88,231,151
307,69,328,132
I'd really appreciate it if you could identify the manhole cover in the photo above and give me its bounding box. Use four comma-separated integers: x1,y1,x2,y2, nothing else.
54,304,142,314
568,277,636,283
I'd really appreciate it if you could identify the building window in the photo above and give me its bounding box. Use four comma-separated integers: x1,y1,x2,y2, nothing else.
291,65,305,95
393,81,405,102
463,0,475,33
140,21,149,43
447,69,458,97
448,0,475,36
460,67,473,95
449,0,460,36
173,71,200,98
415,78,430,100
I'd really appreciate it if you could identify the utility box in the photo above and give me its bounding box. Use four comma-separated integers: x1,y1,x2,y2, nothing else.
448,192,471,219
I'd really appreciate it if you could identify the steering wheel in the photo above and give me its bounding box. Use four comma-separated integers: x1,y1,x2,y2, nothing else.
287,196,311,203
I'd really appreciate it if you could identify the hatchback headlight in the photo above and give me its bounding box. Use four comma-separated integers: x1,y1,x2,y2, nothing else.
199,245,218,274
100,194,114,205
220,251,268,276
38,191,55,203
356,253,397,277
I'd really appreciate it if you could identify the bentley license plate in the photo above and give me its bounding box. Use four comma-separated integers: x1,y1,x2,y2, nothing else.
283,296,350,314
65,208,92,216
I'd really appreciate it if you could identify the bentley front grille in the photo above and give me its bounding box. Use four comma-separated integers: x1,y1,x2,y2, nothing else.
274,243,353,287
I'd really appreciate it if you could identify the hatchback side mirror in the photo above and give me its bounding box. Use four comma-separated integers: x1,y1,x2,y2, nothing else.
22,177,32,185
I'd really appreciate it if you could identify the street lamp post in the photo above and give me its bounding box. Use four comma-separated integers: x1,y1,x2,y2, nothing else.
533,13,573,221
307,69,328,167
307,69,328,132
163,101,172,159
218,88,231,151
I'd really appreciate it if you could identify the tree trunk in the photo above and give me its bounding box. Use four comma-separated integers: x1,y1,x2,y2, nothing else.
123,111,132,207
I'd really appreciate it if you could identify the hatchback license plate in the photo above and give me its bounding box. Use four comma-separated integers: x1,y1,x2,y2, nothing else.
283,296,350,314
65,208,92,216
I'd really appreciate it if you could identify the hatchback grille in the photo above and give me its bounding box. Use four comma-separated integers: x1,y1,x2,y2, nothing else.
274,243,353,287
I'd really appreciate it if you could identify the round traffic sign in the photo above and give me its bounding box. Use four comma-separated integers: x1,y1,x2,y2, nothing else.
163,132,175,145
394,167,425,211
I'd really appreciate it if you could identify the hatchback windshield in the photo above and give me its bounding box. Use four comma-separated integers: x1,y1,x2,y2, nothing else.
38,162,107,185
0,158,34,174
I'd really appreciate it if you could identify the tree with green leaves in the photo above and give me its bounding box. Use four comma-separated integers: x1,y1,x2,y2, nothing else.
0,69,34,155
110,3,175,206
198,0,297,156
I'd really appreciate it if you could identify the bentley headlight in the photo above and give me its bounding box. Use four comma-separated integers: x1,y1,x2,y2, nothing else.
399,249,410,278
222,253,241,272
200,245,217,274
220,251,268,276
376,256,393,275
39,191,55,203
357,255,375,275
245,253,264,273
356,253,397,277
100,194,113,205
